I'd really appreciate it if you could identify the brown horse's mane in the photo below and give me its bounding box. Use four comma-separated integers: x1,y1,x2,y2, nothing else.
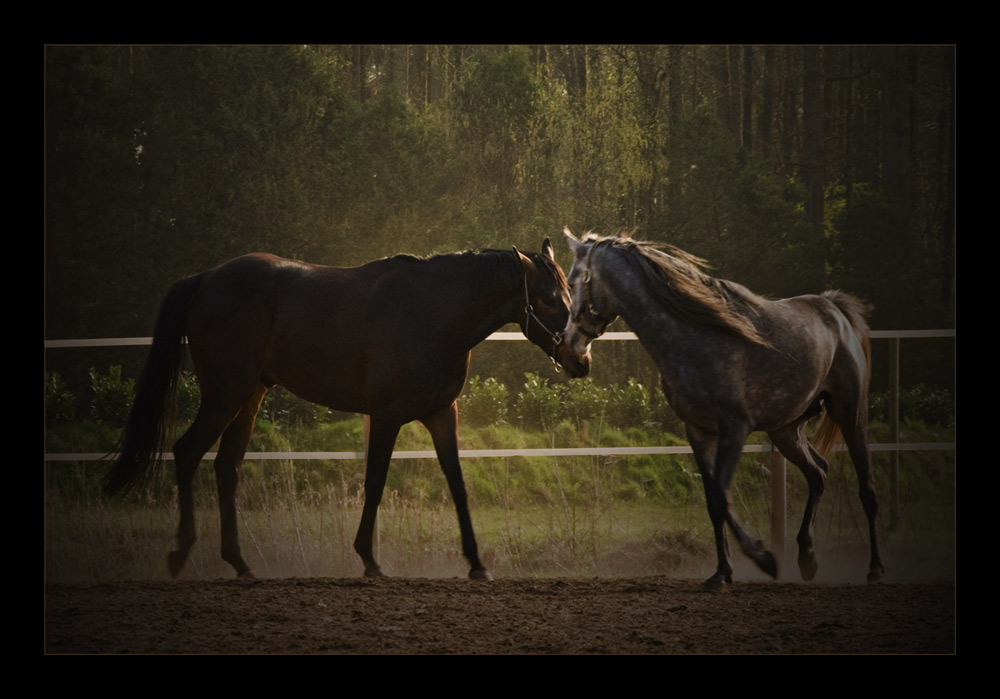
588,234,771,347
387,248,564,288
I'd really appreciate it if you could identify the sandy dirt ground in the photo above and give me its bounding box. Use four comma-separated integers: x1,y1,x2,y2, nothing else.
44,575,954,654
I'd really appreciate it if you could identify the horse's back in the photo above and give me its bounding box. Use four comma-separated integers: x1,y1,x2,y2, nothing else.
700,291,866,431
182,252,466,416
185,253,328,341
182,254,361,406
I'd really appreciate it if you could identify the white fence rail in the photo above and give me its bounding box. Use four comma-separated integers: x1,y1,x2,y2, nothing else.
45,330,955,558
41,329,957,348
44,329,955,464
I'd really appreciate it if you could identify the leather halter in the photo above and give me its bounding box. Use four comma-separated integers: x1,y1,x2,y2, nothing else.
523,268,565,371
575,240,618,339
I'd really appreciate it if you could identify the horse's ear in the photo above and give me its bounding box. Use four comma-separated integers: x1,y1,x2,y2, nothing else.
513,246,535,276
541,237,555,261
564,227,583,255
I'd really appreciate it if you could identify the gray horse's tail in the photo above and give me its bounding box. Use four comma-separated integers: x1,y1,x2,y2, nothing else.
813,291,872,458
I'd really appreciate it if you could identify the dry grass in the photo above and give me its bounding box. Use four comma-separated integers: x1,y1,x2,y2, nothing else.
45,449,954,585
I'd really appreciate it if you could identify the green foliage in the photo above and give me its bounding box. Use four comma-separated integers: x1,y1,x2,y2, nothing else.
87,366,134,427
461,376,509,427
650,387,686,436
870,384,955,428
45,46,954,456
660,106,814,296
515,372,564,430
453,47,538,156
45,372,76,426
828,187,939,328
259,386,331,428
176,371,201,424
561,377,610,430
608,378,653,430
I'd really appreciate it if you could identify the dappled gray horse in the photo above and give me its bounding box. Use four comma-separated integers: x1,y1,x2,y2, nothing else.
562,230,883,590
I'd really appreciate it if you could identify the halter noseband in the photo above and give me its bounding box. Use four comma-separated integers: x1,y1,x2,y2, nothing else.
523,268,565,372
575,241,618,339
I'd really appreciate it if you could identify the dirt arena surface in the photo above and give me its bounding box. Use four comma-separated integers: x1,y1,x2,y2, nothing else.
45,576,954,654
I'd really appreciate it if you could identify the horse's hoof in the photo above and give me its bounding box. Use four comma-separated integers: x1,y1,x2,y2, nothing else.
755,550,779,579
470,568,493,581
798,553,818,581
167,550,187,578
702,574,732,592
867,566,885,584
237,569,256,580
363,566,386,578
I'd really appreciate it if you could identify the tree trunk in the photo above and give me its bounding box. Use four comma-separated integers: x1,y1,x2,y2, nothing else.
802,46,826,288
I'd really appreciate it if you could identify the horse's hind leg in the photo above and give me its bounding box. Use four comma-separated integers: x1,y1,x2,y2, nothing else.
168,384,256,578
840,419,884,583
353,414,401,577
768,425,828,581
825,379,884,583
213,383,267,578
423,403,490,580
169,407,233,578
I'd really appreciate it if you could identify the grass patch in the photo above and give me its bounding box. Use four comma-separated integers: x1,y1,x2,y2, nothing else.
45,418,955,583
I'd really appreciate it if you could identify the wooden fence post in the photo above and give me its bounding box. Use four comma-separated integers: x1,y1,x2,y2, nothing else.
889,337,901,524
770,449,786,574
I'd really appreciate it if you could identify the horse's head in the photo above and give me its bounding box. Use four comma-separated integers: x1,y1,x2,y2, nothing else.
514,238,589,378
561,228,620,376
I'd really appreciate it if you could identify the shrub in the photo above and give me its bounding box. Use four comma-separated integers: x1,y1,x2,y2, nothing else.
176,371,201,423
461,376,509,427
562,377,610,430
609,378,652,430
870,384,955,427
88,365,134,427
259,386,330,427
515,372,564,430
45,371,76,426
650,387,686,437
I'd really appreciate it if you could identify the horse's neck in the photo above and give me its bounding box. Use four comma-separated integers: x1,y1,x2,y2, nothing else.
600,260,684,345
442,265,522,350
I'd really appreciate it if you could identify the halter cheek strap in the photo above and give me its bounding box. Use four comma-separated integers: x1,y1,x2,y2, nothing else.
523,271,565,372
576,241,618,338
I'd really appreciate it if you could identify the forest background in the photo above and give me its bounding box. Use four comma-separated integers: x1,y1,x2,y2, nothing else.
45,44,955,419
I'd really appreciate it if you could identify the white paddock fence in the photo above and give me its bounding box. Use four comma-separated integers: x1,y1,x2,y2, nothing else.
45,329,954,559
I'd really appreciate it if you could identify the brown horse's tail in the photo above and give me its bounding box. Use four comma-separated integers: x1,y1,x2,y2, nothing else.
813,290,873,459
102,273,204,496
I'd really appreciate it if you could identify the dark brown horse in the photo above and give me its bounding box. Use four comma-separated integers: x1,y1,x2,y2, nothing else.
561,230,883,590
104,239,582,580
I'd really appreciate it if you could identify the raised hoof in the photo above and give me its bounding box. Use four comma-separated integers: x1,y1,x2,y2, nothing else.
867,566,885,584
470,568,493,581
167,550,187,579
798,553,819,581
754,549,779,579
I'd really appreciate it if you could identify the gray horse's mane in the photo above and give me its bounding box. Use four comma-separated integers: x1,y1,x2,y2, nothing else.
585,233,772,347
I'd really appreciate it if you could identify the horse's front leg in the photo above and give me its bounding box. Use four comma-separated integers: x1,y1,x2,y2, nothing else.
715,430,778,580
689,423,777,590
686,426,732,590
353,415,401,578
422,403,490,580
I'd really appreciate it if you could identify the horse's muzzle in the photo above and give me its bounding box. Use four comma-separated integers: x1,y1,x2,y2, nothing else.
557,346,591,378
